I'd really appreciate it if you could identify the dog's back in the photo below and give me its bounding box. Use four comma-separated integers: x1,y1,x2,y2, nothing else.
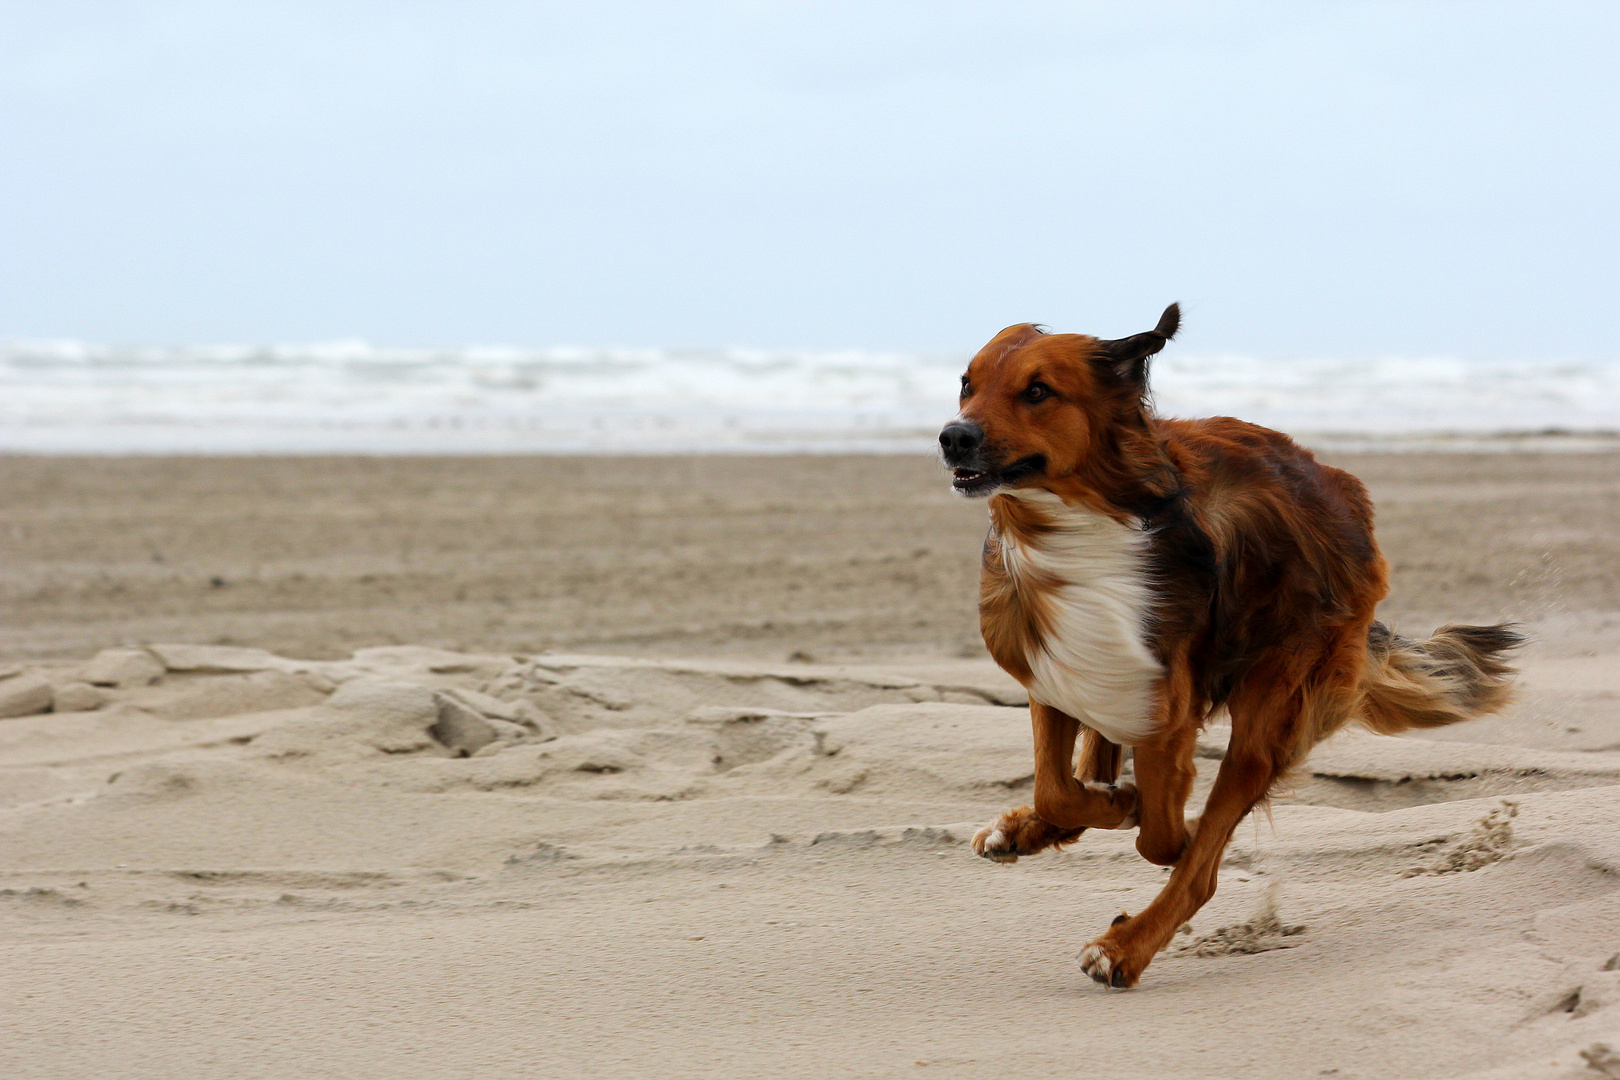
1158,414,1520,758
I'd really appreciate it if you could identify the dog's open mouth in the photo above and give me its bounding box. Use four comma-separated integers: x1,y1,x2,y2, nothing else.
952,467,993,492
949,455,1045,496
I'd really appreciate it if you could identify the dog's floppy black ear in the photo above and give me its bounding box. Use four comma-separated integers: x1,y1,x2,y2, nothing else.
1094,303,1180,384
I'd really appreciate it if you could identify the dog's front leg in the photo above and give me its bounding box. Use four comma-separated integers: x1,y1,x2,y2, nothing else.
1129,718,1200,867
973,701,1137,863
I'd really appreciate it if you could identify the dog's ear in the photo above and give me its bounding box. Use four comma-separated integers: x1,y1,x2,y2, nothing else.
1093,303,1180,384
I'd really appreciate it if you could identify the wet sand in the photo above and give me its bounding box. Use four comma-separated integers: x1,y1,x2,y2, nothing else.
2,451,1615,663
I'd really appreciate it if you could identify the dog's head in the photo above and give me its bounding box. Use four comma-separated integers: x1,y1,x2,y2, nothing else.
940,304,1180,497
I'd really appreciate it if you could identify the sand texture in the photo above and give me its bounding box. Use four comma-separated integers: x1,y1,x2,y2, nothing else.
3,451,1620,1079
2,452,1616,666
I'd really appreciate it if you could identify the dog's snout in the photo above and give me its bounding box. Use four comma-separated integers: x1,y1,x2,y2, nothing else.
939,421,983,459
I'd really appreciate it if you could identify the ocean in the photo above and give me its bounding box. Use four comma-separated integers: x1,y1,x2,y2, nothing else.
2,340,1616,454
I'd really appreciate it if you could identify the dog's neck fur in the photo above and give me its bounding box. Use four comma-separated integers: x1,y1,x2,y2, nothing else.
983,486,1163,745
1055,410,1185,525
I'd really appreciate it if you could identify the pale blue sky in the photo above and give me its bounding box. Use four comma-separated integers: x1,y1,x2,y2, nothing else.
2,1,1616,358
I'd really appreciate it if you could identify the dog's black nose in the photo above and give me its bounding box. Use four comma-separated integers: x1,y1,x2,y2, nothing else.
939,420,983,457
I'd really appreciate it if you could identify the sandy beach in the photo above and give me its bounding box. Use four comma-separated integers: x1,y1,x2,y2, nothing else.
4,450,1620,1079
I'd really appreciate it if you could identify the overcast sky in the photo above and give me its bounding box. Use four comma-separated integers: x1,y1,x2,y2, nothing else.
2,1,1616,358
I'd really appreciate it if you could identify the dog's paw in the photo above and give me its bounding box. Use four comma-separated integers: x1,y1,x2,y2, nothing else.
971,806,1083,864
971,818,1024,863
1077,935,1141,989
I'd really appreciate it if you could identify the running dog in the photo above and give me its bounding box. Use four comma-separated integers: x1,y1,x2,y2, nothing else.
939,304,1520,988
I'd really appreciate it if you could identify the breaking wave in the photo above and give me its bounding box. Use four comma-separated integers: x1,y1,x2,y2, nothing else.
1,340,1616,453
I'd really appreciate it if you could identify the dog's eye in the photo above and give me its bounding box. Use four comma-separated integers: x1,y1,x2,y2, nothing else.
1023,382,1052,403
959,376,972,398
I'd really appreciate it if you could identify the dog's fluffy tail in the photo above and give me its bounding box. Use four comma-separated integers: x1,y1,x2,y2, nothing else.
1356,622,1523,734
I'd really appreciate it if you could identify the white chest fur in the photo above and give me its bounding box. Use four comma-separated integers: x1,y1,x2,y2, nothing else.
995,488,1163,745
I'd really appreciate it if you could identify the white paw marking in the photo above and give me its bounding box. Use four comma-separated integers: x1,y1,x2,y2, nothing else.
973,822,1019,863
1076,944,1112,977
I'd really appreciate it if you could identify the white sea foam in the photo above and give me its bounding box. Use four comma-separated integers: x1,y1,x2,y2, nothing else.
0,341,1616,454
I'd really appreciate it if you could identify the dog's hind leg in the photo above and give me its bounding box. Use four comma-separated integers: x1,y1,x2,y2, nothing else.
1076,724,1124,784
973,701,1137,864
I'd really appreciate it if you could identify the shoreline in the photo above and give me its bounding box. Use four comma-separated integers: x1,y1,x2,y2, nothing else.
3,427,1620,457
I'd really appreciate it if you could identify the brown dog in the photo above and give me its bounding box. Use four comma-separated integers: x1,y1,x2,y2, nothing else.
939,305,1520,988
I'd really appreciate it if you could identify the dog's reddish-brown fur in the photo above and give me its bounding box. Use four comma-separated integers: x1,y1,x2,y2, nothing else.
939,305,1521,988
